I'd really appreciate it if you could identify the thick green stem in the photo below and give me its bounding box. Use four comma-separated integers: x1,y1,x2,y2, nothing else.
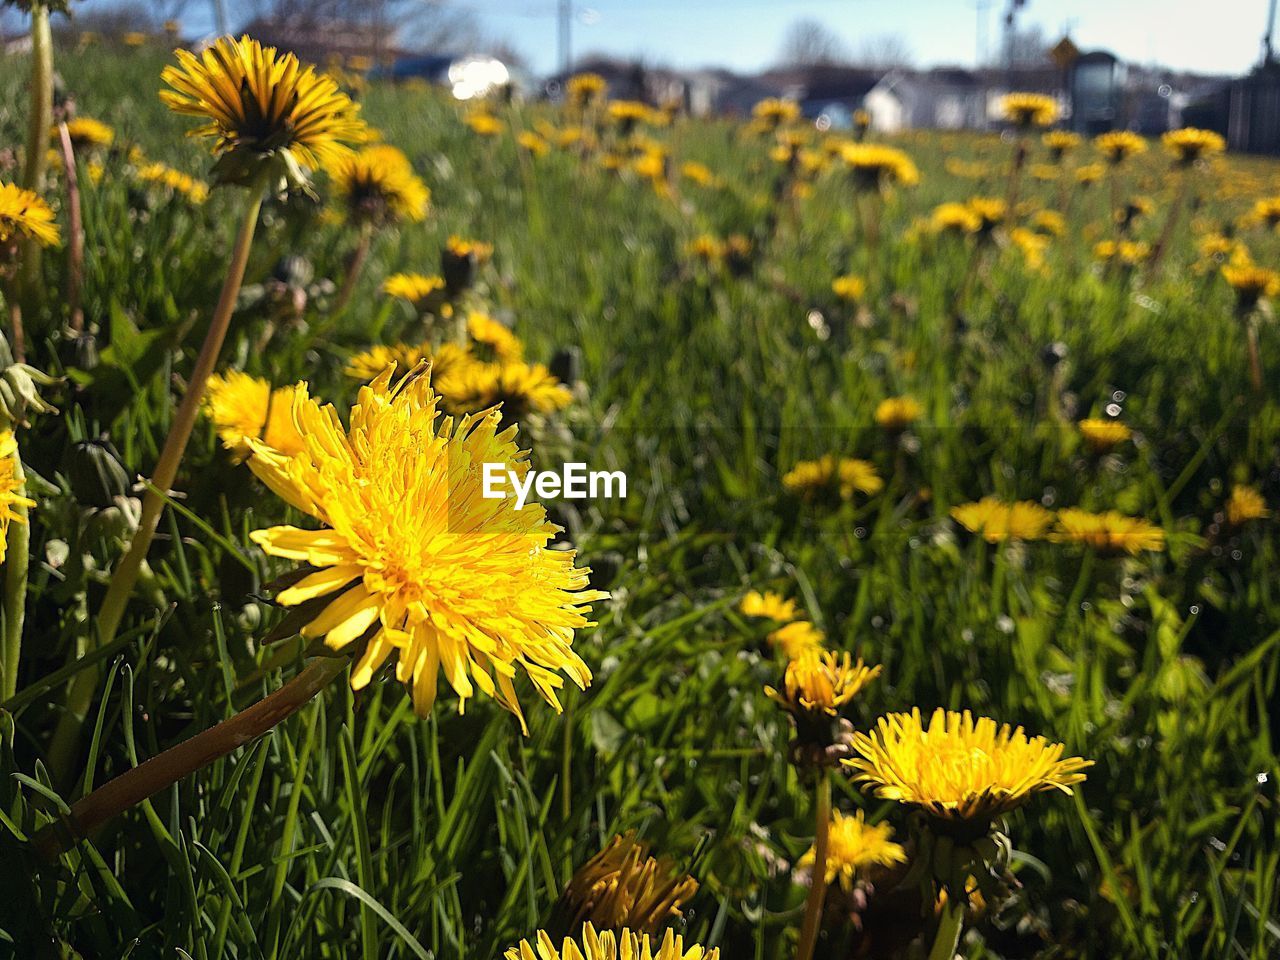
1246,318,1265,396
34,656,347,859
49,187,266,781
1,450,30,702
18,3,54,312
927,896,965,960
795,773,832,960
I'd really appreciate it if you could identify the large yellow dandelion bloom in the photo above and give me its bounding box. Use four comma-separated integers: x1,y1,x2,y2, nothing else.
0,430,36,566
160,35,366,182
57,117,115,149
739,589,800,623
204,371,307,461
1161,127,1226,164
1225,485,1270,526
505,924,718,960
246,365,607,731
328,144,430,225
875,395,923,431
554,834,699,934
840,143,920,188
0,182,60,248
845,708,1092,823
766,650,881,721
1052,508,1165,555
797,810,906,891
950,498,1055,543
1094,130,1148,163
767,620,825,660
999,93,1058,128
1078,418,1132,453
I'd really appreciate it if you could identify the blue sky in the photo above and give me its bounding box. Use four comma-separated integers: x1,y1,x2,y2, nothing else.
82,0,1271,77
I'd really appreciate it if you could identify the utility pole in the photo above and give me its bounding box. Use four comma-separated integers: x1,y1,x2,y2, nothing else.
558,0,572,73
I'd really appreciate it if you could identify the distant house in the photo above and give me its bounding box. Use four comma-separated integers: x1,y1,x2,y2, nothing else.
760,64,884,120
866,68,986,133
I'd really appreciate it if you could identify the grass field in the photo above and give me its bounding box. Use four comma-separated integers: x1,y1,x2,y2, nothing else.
1,34,1279,960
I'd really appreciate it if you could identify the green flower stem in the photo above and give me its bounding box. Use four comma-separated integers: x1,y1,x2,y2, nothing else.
330,222,374,319
33,656,348,860
18,2,54,315
49,186,266,782
927,894,965,960
795,772,832,960
1,450,30,702
56,122,86,333
1146,169,1189,277
1246,317,1265,395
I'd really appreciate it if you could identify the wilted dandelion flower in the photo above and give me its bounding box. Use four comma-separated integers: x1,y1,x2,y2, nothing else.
1161,127,1226,165
999,93,1058,128
328,144,429,225
0,429,35,565
1094,130,1148,164
1222,262,1280,310
136,162,211,203
874,395,923,431
57,117,115,150
797,810,906,891
832,274,866,302
784,455,883,501
552,834,699,934
1042,129,1081,160
740,590,800,623
768,620,825,660
1078,418,1132,453
504,924,718,960
1225,485,1270,525
248,365,606,731
840,143,920,189
766,650,881,723
203,371,306,461
160,35,366,185
845,708,1092,824
0,182,60,248
1052,508,1165,554
951,498,1054,543
930,201,981,235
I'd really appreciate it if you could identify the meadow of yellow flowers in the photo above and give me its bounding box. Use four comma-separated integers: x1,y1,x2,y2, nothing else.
0,27,1277,960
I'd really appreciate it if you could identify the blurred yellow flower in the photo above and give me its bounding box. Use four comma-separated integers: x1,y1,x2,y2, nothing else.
467,312,523,364
740,590,801,623
1078,418,1132,452
0,430,35,565
841,143,920,188
797,810,906,891
1225,485,1270,525
0,182,60,247
965,196,1006,231
383,272,447,306
1094,239,1150,266
1162,127,1226,164
783,455,884,501
136,162,210,204
328,144,430,225
203,371,307,461
930,201,981,234
518,130,552,157
680,161,716,186
999,93,1058,128
57,117,115,149
951,498,1054,543
1042,129,1081,158
832,274,866,302
1052,508,1165,554
1094,130,1148,163
752,97,800,127
1222,262,1280,307
767,620,826,659
875,395,923,430
438,360,573,419
565,72,608,108
465,111,503,136
846,708,1092,823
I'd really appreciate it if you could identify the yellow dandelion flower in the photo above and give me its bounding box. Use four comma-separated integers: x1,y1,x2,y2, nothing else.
1042,129,1081,158
840,143,920,188
752,97,800,127
999,93,1058,128
1162,127,1226,164
680,161,716,187
203,371,307,461
553,835,699,934
1078,418,1132,452
1249,197,1280,229
0,430,36,566
1075,162,1105,185
1052,508,1165,555
845,707,1092,823
160,35,366,185
766,650,881,721
136,162,211,203
247,365,606,731
518,130,552,157
57,117,115,149
0,182,60,248
1222,262,1280,308
436,360,573,419
1225,485,1270,525
740,590,801,622
875,395,923,431
832,274,866,302
767,620,826,659
467,312,523,364
1094,239,1150,266
328,144,430,225
950,498,1055,543
686,234,724,264
1010,227,1049,270
383,272,447,305
465,111,503,136
607,100,656,127
504,924,718,960
930,202,982,235
965,196,1006,231
1094,130,1148,163
1032,210,1066,236
797,810,906,891
565,72,608,108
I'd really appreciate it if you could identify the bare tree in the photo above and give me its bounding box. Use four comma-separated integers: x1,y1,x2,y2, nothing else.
776,18,850,67
852,34,914,71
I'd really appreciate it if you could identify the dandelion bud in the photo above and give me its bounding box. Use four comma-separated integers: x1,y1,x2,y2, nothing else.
66,437,131,509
